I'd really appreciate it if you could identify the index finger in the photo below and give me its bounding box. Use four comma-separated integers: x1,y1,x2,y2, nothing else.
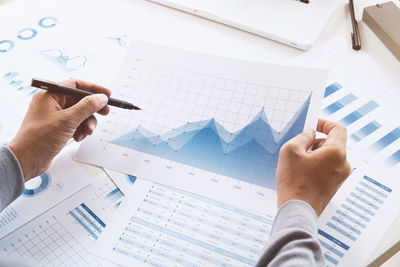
317,118,347,148
61,79,112,97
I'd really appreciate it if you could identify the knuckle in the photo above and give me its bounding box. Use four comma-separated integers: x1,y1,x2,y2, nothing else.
330,146,347,162
83,97,97,110
280,141,302,158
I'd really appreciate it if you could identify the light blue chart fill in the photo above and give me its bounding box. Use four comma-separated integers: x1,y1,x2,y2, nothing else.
126,175,137,184
371,127,400,153
23,172,50,197
69,203,106,240
324,83,342,98
318,175,391,266
112,96,311,189
339,101,379,126
350,121,381,142
386,149,400,167
322,93,357,115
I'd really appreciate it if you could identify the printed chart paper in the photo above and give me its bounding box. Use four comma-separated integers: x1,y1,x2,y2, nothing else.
90,172,273,267
76,40,327,213
0,155,90,239
292,38,400,266
0,172,121,267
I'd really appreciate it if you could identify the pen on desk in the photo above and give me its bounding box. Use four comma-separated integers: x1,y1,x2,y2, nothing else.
349,0,361,50
31,78,141,110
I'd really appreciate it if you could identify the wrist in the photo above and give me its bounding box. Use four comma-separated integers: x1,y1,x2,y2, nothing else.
8,140,36,181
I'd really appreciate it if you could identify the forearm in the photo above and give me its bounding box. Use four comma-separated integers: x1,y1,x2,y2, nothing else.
256,200,325,267
0,146,25,212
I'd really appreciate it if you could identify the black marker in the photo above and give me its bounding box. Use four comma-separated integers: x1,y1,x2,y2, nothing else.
31,78,140,110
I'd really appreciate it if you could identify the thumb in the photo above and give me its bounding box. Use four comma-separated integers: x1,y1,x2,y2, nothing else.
289,129,316,152
65,94,108,126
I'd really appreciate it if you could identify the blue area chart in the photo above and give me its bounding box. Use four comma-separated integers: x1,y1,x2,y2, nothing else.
23,172,50,197
112,96,311,189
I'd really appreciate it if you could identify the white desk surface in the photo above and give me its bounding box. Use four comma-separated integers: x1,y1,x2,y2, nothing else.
1,0,399,265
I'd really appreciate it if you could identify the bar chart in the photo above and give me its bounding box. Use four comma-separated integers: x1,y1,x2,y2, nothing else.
321,82,400,169
318,174,392,266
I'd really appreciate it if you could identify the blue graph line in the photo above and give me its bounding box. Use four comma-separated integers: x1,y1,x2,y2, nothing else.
107,35,128,48
39,48,87,72
112,96,311,189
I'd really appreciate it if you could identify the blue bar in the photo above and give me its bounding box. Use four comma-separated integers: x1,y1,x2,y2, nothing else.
350,121,381,142
323,94,357,115
80,203,106,227
341,204,370,222
324,82,342,98
350,193,379,210
339,101,379,126
363,176,392,193
105,188,124,202
332,216,361,235
345,199,375,216
3,72,18,79
336,210,366,228
69,211,98,240
318,229,349,250
325,253,339,265
10,80,23,86
327,222,356,241
318,239,344,257
354,187,383,204
371,127,400,152
387,149,400,167
359,182,388,198
75,207,102,233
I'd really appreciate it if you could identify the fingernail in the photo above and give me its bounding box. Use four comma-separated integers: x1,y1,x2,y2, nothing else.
76,134,84,142
88,121,95,133
304,128,315,138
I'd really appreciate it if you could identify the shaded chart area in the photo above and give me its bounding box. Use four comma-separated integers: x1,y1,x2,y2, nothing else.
112,96,310,189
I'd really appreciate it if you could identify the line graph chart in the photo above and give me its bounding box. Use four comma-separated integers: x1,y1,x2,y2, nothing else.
76,40,326,212
112,97,310,188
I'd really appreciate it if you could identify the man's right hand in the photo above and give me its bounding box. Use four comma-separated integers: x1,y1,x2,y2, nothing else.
276,119,351,216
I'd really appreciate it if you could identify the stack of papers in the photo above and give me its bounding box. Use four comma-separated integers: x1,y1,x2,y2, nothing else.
0,0,399,266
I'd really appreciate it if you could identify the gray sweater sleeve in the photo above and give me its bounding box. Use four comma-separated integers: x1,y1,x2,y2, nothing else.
256,200,325,267
0,146,25,212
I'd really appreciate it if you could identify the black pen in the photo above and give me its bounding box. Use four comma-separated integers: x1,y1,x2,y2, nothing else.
349,0,361,50
31,78,141,110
